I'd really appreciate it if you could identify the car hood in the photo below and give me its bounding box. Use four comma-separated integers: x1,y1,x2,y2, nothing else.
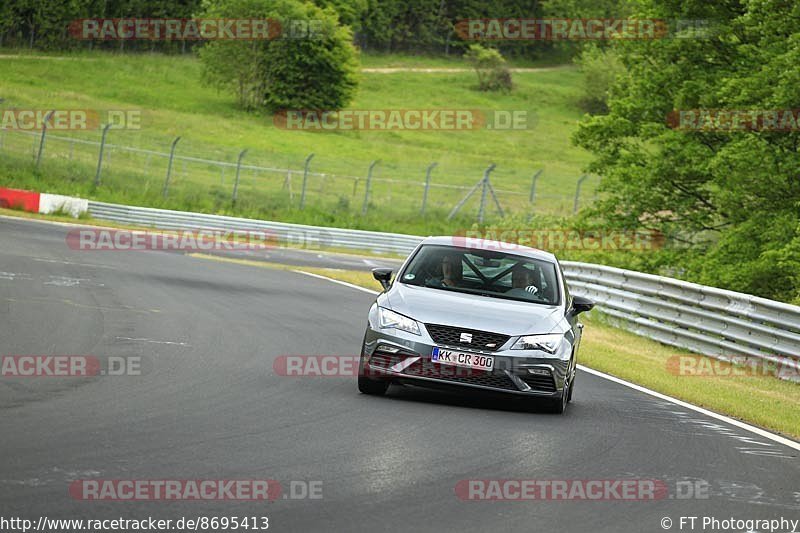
385,283,563,336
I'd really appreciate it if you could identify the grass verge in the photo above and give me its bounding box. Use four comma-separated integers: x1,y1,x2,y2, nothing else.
0,50,594,233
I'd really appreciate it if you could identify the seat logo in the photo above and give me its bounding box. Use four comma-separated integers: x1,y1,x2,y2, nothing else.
460,332,473,343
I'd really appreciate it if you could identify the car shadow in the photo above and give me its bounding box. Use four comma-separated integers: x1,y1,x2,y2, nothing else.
380,381,565,415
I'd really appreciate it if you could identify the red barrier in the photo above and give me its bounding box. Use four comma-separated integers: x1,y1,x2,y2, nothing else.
0,188,40,213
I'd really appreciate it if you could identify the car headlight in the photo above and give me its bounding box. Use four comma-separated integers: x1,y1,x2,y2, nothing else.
511,333,564,353
378,307,421,336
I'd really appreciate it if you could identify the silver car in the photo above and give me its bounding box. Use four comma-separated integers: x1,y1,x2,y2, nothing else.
358,236,594,413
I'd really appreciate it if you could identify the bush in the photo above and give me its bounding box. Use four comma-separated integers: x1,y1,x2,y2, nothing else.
198,0,359,111
574,44,624,114
464,44,512,92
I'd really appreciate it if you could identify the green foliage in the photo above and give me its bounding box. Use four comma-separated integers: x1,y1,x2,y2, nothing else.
464,44,512,92
0,0,203,51
311,0,367,31
572,0,800,302
198,0,358,112
574,44,625,114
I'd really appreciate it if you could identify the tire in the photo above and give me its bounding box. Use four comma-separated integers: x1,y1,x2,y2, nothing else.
547,370,572,414
358,373,389,395
357,345,389,396
546,392,567,414
567,370,575,403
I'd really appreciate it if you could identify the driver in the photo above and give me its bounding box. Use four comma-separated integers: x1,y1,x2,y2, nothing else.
506,264,539,298
428,252,463,288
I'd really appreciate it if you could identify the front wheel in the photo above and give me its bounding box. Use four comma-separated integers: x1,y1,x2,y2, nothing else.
546,371,572,413
567,370,575,403
546,392,568,414
358,351,389,396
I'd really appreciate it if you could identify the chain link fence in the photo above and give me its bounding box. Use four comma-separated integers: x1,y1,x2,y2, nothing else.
0,125,600,221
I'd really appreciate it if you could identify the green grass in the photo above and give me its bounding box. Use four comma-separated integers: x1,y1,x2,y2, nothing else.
190,257,800,441
0,50,596,235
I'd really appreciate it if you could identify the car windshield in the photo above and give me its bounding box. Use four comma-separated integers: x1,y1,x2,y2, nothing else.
399,245,560,305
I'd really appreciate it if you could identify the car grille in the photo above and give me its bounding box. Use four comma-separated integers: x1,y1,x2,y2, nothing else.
424,324,510,352
411,358,518,390
520,374,557,392
368,352,406,370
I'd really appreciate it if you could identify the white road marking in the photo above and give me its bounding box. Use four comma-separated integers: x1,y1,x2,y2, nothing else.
31,257,115,269
292,269,382,295
0,272,32,280
298,269,800,452
115,337,190,347
44,276,101,287
577,365,800,451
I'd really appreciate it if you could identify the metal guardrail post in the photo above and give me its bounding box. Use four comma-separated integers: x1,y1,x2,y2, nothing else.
299,153,314,209
529,169,542,204
35,110,55,169
232,149,248,204
162,136,182,199
573,174,588,214
94,123,112,187
477,163,496,223
420,162,437,215
361,160,379,215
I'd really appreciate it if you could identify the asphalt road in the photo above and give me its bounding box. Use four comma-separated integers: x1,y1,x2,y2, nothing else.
1,216,798,533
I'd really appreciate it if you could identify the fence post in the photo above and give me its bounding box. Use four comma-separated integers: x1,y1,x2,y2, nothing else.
299,153,314,209
232,148,248,204
573,174,588,214
35,110,55,169
529,169,542,204
421,162,437,215
162,136,181,199
94,123,112,187
477,163,496,223
361,160,380,215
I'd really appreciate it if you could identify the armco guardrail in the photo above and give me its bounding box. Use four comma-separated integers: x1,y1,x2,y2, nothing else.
88,201,423,255
561,262,800,377
88,201,800,378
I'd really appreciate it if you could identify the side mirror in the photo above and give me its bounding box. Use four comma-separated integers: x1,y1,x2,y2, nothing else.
571,295,595,315
372,268,393,290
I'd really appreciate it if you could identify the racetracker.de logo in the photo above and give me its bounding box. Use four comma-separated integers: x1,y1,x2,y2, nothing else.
0,109,141,131
452,229,665,252
1,355,146,377
68,480,282,501
453,18,714,40
667,109,800,132
67,228,278,251
273,109,534,131
1,356,99,377
273,355,488,378
455,479,669,501
68,18,283,40
666,355,799,379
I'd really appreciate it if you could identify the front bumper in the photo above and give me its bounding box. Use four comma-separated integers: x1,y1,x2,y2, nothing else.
362,320,572,398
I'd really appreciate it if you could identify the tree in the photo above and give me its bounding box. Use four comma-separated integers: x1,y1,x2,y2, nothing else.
572,0,800,302
574,44,625,114
198,0,358,112
464,44,512,91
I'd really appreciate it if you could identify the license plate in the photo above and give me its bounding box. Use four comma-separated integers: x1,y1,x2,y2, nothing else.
431,347,494,371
